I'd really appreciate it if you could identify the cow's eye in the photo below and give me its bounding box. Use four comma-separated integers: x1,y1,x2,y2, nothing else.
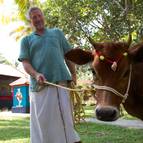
91,69,96,75
91,68,101,82
91,68,97,80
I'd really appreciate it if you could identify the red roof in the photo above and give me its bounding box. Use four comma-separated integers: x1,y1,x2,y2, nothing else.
9,77,29,86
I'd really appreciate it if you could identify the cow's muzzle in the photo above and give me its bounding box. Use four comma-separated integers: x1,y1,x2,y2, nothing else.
95,106,119,121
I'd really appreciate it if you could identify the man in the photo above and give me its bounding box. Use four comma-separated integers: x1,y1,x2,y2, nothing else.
18,7,81,143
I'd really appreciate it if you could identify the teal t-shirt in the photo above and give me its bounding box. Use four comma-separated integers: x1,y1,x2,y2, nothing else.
18,28,72,92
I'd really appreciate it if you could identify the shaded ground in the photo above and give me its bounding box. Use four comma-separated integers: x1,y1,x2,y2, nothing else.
0,111,143,129
85,118,143,129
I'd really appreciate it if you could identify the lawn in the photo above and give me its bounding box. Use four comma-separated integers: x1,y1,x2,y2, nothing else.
0,117,30,143
77,122,143,143
0,115,143,143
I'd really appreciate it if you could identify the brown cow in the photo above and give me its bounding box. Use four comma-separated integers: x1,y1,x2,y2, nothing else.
65,38,143,121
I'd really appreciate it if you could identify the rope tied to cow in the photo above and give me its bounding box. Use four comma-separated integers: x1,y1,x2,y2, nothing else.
44,81,96,124
92,64,132,103
44,81,94,92
44,64,132,123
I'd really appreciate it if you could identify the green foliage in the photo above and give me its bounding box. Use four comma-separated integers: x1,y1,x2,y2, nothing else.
77,64,93,81
14,0,30,21
0,53,12,65
14,0,143,45
13,0,143,79
0,0,3,4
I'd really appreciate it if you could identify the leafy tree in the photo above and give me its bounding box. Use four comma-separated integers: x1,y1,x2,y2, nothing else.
0,53,12,65
13,0,143,45
13,0,143,80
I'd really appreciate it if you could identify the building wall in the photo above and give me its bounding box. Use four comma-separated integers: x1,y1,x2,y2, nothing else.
0,75,19,109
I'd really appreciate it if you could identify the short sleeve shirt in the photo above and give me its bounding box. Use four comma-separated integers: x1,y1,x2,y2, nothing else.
18,28,72,92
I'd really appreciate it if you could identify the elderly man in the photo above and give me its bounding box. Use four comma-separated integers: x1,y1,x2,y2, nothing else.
18,7,81,143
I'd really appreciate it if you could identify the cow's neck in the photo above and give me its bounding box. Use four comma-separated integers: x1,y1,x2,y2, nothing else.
123,98,143,120
123,63,143,120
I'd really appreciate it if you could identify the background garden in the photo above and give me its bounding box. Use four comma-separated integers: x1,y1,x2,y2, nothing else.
0,0,143,142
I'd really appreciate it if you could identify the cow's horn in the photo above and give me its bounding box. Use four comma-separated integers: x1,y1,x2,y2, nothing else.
88,37,97,47
127,34,132,47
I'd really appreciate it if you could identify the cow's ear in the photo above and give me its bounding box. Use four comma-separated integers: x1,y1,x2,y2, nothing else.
128,43,143,62
65,48,94,65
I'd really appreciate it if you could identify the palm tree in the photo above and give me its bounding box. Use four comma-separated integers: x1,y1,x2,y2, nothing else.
0,53,12,65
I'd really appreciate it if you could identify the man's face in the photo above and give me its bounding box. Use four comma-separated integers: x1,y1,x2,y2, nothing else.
30,9,45,31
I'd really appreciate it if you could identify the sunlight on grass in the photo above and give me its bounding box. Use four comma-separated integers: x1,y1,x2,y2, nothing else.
0,117,30,143
84,105,95,118
120,109,137,120
0,117,142,143
0,138,30,143
76,123,143,143
0,107,142,143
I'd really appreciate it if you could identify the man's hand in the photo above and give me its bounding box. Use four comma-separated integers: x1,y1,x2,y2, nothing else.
35,73,46,85
65,58,77,84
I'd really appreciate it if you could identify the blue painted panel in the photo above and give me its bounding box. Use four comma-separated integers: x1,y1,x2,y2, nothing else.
13,86,29,108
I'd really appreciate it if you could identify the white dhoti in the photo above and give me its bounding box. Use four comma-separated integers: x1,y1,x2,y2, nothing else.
30,85,80,143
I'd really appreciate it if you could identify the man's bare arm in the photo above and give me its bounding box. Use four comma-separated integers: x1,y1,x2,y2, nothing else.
65,58,76,84
22,60,46,84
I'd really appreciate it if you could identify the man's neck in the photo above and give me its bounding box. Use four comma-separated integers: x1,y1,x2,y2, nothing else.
35,28,45,36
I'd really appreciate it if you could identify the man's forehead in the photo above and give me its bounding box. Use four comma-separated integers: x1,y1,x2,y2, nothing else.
31,9,42,14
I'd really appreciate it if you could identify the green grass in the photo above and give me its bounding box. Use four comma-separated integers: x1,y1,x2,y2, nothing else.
0,117,30,143
0,105,141,143
77,122,143,143
0,116,143,143
84,105,95,118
